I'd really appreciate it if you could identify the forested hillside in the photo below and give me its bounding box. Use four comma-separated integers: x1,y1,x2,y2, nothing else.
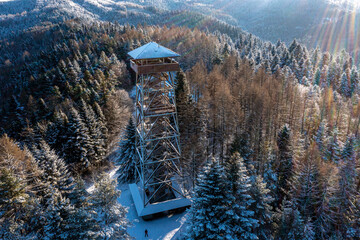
0,17,360,239
3,0,360,59
128,0,360,58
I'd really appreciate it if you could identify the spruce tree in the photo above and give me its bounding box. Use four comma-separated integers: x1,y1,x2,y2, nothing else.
341,135,355,162
250,175,274,240
7,95,26,139
185,158,232,240
186,103,209,187
263,152,278,195
324,128,341,163
224,153,258,240
327,62,337,87
43,189,75,240
21,124,43,149
347,197,360,239
332,136,358,237
340,72,350,97
276,124,293,206
93,101,108,151
303,220,316,240
175,72,193,154
315,121,328,155
79,98,106,165
63,106,91,169
175,71,205,182
319,66,328,87
288,39,298,53
280,51,290,68
42,186,96,240
78,99,96,163
39,176,96,240
271,55,279,73
312,48,321,69
0,169,30,239
289,143,334,239
91,173,131,239
350,67,359,95
291,147,323,221
229,133,253,164
36,98,51,121
175,70,192,134
313,167,335,240
65,180,98,240
45,110,66,152
116,118,138,183
67,177,90,208
32,141,75,197
276,200,305,240
314,68,321,86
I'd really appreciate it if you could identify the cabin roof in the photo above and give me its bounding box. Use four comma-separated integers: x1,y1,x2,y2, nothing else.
128,42,180,60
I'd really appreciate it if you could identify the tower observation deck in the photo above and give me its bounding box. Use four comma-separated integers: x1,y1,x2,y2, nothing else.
128,42,191,219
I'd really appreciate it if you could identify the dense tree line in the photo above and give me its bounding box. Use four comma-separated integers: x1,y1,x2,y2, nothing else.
178,55,360,238
0,22,135,172
0,135,131,239
184,128,359,239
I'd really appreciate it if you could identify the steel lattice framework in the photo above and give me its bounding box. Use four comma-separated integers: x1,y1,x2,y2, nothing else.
135,71,184,204
128,43,190,217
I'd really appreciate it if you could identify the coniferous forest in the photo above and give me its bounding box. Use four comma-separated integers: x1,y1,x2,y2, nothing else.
1,1,360,239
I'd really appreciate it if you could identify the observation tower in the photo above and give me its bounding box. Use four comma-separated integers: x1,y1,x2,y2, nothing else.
128,42,191,219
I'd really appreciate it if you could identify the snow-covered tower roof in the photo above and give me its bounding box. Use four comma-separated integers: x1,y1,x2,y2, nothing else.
128,42,180,60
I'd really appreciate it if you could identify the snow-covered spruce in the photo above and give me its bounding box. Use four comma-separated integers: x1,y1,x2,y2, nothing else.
276,124,293,207
276,200,307,240
224,153,258,240
91,173,132,239
63,106,91,169
116,118,138,184
249,175,275,240
43,188,96,240
32,141,75,197
79,98,108,165
184,158,233,239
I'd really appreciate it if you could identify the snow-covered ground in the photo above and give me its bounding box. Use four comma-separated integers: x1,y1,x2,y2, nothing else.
118,184,188,240
87,166,188,240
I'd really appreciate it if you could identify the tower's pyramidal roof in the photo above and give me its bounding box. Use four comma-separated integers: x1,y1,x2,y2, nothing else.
128,42,180,60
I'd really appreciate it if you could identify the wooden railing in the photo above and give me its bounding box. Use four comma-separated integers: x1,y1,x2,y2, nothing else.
130,59,180,74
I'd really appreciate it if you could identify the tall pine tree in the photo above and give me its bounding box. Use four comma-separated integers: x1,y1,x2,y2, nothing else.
32,141,75,197
116,118,138,183
250,175,274,240
276,124,293,207
185,158,232,240
91,173,131,239
224,153,258,240
63,106,91,169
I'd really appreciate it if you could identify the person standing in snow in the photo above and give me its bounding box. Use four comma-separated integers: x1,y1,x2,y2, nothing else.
145,229,149,237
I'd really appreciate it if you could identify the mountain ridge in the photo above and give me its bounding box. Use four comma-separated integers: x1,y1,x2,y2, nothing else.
1,0,360,57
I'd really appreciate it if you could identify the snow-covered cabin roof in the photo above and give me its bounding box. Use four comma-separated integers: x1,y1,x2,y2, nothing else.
128,42,180,60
